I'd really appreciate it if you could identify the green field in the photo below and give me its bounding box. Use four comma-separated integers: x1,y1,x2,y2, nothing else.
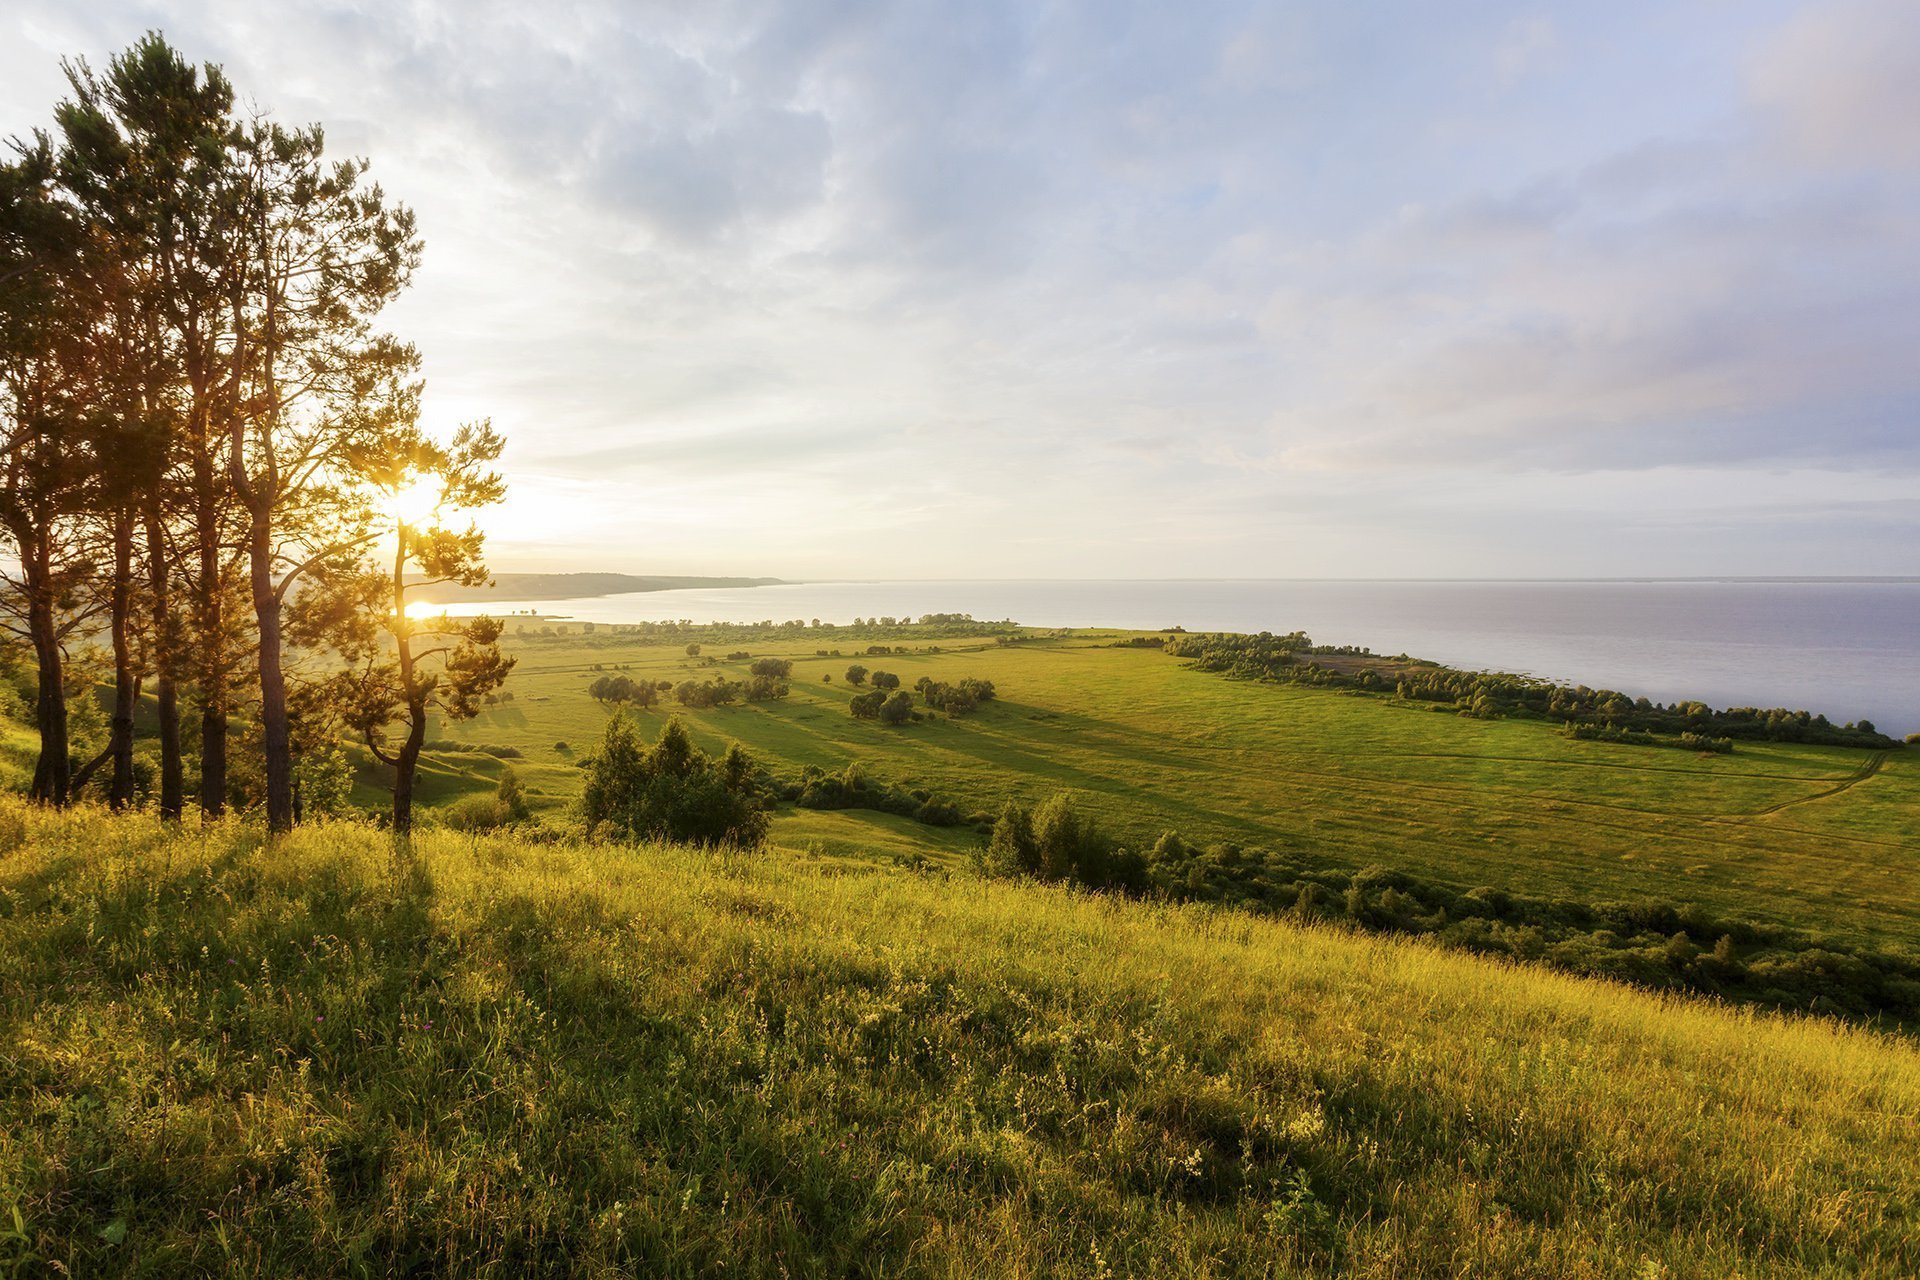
400,627,1920,949
2,801,1915,1276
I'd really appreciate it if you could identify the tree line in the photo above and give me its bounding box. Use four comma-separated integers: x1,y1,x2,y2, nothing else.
1,36,510,832
1164,632,1901,749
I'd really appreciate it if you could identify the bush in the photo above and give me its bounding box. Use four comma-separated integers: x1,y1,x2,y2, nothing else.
676,678,740,709
879,691,915,725
791,762,969,828
580,716,769,848
496,766,531,822
744,675,789,702
749,658,793,678
915,676,996,717
424,740,524,758
444,792,514,832
982,793,1145,893
443,764,530,833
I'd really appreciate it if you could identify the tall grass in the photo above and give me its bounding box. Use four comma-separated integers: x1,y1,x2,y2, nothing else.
1,797,1916,1276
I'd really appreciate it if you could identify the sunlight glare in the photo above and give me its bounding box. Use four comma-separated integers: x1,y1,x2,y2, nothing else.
389,473,443,527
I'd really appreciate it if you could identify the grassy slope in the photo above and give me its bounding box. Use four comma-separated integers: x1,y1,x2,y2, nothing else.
1,801,1916,1277
406,630,1920,948
0,719,33,793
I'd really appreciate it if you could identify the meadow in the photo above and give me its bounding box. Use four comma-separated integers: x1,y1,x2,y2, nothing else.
1,799,1916,1277
400,625,1920,951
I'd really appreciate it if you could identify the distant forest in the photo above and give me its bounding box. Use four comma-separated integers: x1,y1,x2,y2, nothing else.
1161,631,1904,749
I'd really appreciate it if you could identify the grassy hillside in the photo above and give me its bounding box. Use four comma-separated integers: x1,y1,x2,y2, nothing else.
1,800,1916,1276
401,627,1920,949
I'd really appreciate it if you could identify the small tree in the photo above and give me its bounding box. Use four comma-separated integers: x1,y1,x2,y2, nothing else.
685,643,700,657
590,673,638,707
983,801,1038,876
879,690,914,725
845,664,868,686
1032,792,1085,882
749,657,792,678
321,421,515,833
744,674,789,701
580,715,767,848
871,670,900,690
496,766,531,822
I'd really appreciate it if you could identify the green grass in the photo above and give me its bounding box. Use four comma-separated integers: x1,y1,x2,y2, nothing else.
0,718,34,794
2,800,1917,1276
408,629,1920,949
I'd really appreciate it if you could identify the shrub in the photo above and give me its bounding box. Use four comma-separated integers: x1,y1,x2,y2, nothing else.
879,691,914,725
444,792,513,832
984,792,1145,893
749,658,794,678
496,766,531,822
294,745,354,819
580,715,768,848
676,678,740,708
916,676,996,717
744,675,789,702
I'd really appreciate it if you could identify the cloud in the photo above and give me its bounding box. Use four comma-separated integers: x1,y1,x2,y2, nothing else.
2,1,1917,577
1748,0,1920,172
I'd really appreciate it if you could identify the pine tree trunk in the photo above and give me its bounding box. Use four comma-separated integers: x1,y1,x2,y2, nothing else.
392,706,426,834
194,462,227,816
248,513,294,832
390,528,423,834
108,510,139,810
145,510,183,818
25,540,70,806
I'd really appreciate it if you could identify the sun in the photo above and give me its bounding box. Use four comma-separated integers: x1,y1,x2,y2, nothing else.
388,473,443,527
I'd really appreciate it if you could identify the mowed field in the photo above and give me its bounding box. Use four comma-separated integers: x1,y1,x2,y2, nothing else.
403,627,1920,949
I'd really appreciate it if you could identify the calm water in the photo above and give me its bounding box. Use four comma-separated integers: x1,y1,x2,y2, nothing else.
474,579,1920,735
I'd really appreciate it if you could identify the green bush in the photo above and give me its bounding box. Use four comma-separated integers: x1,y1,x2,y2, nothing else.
580,715,768,849
443,793,514,832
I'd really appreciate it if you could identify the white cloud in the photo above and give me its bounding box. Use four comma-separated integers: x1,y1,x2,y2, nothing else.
1748,0,1920,172
3,1,1916,577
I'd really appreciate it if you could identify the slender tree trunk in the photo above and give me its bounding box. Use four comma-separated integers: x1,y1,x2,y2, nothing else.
108,509,139,810
248,512,294,832
193,454,227,815
144,509,183,818
25,544,70,806
390,528,422,833
392,706,425,834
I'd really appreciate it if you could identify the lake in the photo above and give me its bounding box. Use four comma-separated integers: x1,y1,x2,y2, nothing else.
468,578,1920,736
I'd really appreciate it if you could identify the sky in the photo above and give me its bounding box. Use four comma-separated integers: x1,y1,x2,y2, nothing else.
4,1,1918,579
